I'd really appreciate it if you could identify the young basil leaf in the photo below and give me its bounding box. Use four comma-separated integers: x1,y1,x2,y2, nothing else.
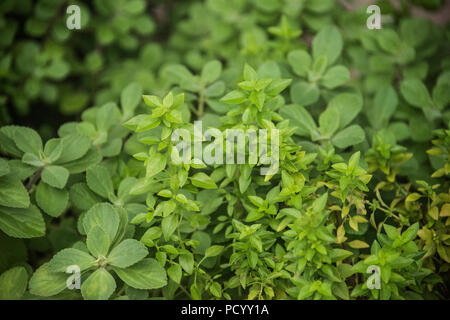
81,268,116,300
82,203,120,242
0,204,45,238
86,165,114,199
36,182,69,217
332,125,365,149
0,266,28,300
205,245,224,258
29,263,68,297
86,225,111,258
167,264,182,284
190,172,218,189
201,60,222,84
112,258,167,290
12,127,43,155
0,175,30,208
48,248,95,273
107,239,148,268
121,82,143,119
312,26,343,66
41,165,69,189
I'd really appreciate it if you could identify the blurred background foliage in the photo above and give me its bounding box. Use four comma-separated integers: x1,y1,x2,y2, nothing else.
1,0,448,132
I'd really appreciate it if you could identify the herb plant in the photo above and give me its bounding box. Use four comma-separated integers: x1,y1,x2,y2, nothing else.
0,0,449,300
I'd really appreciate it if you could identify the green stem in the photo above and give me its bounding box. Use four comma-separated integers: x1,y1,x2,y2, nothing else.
197,87,205,118
26,167,43,191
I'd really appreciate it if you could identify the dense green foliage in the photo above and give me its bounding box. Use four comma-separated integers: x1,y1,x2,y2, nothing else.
0,0,449,300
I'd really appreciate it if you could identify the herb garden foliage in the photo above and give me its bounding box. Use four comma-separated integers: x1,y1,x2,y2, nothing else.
0,0,449,301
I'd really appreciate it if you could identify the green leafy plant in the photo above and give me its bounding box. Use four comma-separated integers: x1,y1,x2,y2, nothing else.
0,0,449,300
